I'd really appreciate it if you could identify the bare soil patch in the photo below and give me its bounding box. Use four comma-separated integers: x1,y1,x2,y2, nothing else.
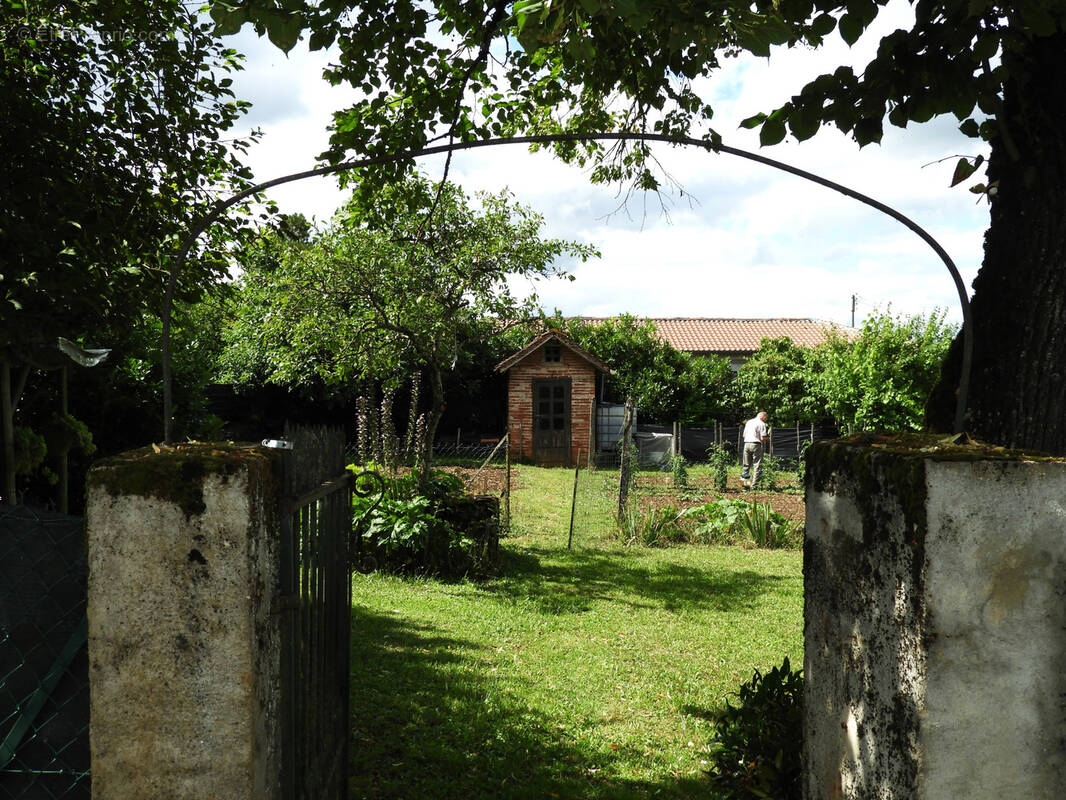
633,474,805,523
438,465,519,496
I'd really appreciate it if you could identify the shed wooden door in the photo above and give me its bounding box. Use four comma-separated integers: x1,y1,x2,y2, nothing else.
532,378,571,466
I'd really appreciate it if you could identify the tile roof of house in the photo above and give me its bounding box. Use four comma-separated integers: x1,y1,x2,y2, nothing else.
494,330,613,373
578,317,854,354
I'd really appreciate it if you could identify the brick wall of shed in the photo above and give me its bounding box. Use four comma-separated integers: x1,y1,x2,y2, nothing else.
506,346,596,466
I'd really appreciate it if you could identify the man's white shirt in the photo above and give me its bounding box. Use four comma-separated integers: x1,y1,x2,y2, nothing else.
743,416,767,444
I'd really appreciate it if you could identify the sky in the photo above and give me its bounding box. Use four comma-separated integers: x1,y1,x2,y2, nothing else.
222,0,990,329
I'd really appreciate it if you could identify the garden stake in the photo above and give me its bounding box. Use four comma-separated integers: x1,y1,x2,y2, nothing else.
568,450,581,550
504,434,511,534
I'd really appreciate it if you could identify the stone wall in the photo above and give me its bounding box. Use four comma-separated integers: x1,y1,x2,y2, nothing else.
85,444,281,800
804,435,1066,800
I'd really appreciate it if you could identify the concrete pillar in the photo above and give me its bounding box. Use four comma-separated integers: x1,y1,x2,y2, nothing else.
804,435,1066,800
85,444,280,800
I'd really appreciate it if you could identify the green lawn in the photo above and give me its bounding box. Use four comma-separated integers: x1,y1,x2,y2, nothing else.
349,465,803,799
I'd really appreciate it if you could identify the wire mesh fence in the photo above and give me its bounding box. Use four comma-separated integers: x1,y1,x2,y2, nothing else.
0,506,90,800
620,422,841,467
447,436,512,536
432,439,506,465
567,454,622,548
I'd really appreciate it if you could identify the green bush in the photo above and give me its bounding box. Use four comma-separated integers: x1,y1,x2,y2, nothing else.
734,501,802,549
679,498,749,545
618,503,685,547
708,657,804,800
706,443,732,491
756,453,781,491
351,467,495,577
669,454,689,490
796,440,811,484
679,499,800,549
13,426,46,476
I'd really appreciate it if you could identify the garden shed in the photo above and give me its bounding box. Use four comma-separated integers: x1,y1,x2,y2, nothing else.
495,331,611,467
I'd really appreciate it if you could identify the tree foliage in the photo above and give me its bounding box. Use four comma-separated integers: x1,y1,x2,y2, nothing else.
209,0,1061,189
729,337,816,425
221,176,594,472
811,309,955,433
1,0,258,503
2,0,258,342
215,0,1066,453
725,312,954,432
559,315,732,425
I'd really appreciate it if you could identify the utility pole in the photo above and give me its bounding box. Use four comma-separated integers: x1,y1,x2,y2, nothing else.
851,293,857,327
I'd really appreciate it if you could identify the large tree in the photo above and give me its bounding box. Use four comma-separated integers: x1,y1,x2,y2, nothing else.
559,314,733,425
809,310,956,433
214,0,1066,453
220,175,594,474
730,337,817,426
1,0,258,501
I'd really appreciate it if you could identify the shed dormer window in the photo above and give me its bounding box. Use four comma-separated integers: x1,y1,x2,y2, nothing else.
543,344,561,363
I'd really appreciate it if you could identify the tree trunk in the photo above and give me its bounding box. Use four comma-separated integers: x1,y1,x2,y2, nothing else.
927,32,1066,455
416,365,445,491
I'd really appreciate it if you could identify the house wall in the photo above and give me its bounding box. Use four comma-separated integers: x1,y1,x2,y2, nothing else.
506,344,596,466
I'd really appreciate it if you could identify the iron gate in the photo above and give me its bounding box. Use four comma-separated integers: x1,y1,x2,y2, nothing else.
276,423,357,800
0,506,90,800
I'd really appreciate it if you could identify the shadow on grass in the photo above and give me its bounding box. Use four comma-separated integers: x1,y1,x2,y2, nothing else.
349,605,709,800
482,546,793,615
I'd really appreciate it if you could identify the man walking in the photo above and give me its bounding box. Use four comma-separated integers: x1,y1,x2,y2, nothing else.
741,410,769,489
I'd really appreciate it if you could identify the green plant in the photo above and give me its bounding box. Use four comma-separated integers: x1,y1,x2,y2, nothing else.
706,443,732,491
42,412,96,457
734,502,801,549
352,466,490,577
619,503,684,547
679,498,750,545
756,454,780,491
796,440,812,484
13,426,46,476
669,454,688,490
707,656,804,800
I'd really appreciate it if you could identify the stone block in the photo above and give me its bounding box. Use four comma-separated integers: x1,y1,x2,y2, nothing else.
804,435,1066,800
85,444,280,800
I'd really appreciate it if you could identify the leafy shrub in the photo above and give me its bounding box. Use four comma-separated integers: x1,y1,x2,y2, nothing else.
13,426,46,475
679,498,750,545
756,453,780,491
619,503,685,547
669,454,689,490
706,443,732,491
679,499,800,549
796,439,812,484
351,466,494,577
734,501,802,549
42,413,96,457
707,657,804,800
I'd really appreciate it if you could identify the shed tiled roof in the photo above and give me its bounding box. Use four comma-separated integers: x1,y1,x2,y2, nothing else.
494,330,612,373
579,317,853,354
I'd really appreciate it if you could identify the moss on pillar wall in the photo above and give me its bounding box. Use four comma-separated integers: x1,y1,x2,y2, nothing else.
87,443,279,520
803,433,1066,800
